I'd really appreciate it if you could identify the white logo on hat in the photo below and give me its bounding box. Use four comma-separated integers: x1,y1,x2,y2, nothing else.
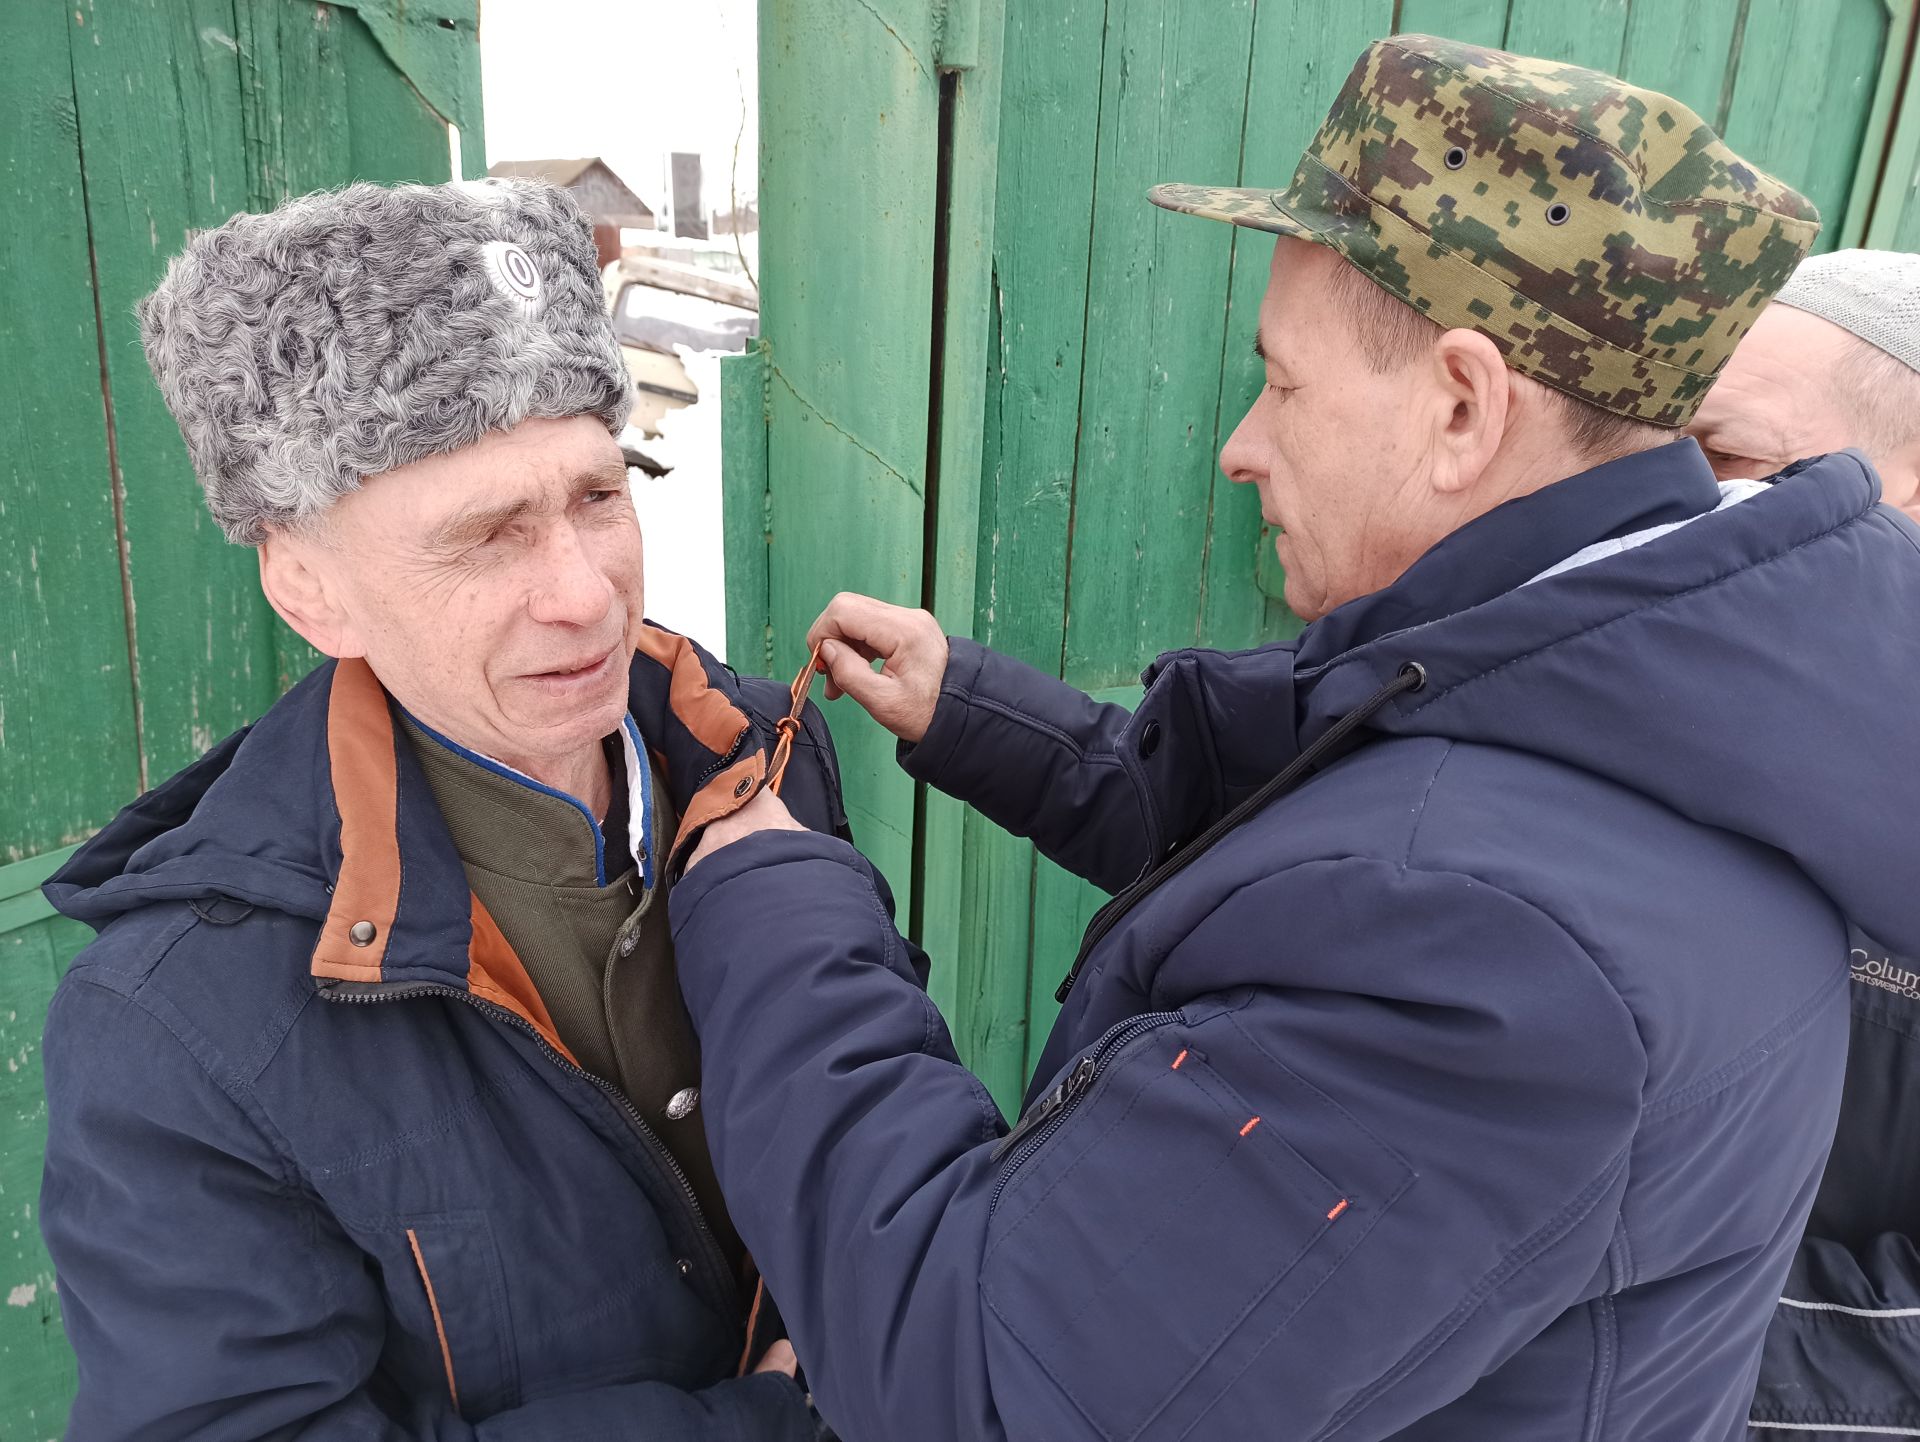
480,240,543,307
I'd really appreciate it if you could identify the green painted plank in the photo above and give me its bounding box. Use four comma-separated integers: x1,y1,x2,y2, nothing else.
1722,0,1891,253
971,0,1107,677
0,0,142,864
278,0,355,193
1617,0,1744,127
333,0,486,177
927,0,1110,1088
342,8,455,187
1861,3,1920,248
1207,0,1391,649
721,342,773,675
1061,0,1258,693
759,0,943,913
918,0,1019,1104
0,921,80,1436
68,0,281,785
1395,0,1510,47
0,850,79,908
1501,0,1628,72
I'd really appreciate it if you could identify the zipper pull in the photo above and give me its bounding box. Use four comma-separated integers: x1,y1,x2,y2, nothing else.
991,1055,1097,1162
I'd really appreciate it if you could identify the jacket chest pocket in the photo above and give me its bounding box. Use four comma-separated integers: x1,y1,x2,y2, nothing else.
982,1014,1414,1442
371,1214,519,1421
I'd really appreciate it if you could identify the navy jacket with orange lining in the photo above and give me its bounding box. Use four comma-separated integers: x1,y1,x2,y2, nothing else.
39,627,860,1440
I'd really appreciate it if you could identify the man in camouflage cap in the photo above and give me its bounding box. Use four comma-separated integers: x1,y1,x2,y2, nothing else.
630,34,1917,1442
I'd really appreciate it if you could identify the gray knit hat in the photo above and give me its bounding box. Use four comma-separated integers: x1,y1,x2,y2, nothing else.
1772,248,1920,376
138,178,633,544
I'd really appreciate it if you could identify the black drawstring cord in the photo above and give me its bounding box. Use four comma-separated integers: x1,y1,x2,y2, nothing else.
1055,661,1427,1003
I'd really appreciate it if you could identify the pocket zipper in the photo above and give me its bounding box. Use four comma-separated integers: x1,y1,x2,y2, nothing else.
406,1227,461,1412
989,1010,1182,1213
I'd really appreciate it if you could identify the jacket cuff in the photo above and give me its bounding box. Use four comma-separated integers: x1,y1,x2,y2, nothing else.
713,1371,817,1442
673,827,876,922
897,635,990,792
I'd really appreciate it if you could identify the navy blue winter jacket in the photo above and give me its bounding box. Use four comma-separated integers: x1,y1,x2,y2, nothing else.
671,442,1920,1441
39,627,855,1440
1748,928,1920,1436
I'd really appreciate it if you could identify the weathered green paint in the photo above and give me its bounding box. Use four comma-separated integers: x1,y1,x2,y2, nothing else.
1841,0,1918,248
756,0,946,916
333,0,488,177
1616,0,1744,126
721,340,774,677
916,1,1017,1095
0,917,87,1435
0,849,79,938
1503,0,1629,72
1722,0,1892,253
0,4,478,1429
1396,0,1508,47
72,0,284,783
0,0,142,864
1061,0,1258,692
1860,4,1920,248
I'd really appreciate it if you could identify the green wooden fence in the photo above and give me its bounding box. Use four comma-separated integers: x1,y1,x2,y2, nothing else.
724,0,1920,1116
0,0,482,1425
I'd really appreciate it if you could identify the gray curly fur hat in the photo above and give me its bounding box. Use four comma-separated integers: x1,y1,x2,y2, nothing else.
138,177,634,544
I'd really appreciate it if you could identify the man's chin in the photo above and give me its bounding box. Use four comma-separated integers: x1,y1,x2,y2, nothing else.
1279,570,1329,624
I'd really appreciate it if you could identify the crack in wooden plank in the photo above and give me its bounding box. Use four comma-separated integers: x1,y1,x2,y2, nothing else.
770,363,924,498
849,0,930,79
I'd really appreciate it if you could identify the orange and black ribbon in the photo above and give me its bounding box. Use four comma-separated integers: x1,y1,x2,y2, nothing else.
765,643,824,797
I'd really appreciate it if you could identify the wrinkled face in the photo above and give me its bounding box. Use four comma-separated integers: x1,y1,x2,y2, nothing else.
1686,305,1858,483
301,415,642,773
1217,239,1445,621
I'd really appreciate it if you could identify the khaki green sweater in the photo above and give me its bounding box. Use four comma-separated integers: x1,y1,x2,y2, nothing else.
399,715,746,1285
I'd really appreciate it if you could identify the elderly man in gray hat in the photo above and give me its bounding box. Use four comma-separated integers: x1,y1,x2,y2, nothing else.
1690,248,1920,519
1687,249,1920,1438
35,178,861,1439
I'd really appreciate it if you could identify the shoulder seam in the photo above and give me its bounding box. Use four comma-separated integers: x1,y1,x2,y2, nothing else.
1399,742,1456,873
57,963,303,1188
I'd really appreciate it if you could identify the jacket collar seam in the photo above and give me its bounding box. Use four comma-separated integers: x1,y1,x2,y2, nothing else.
1395,507,1869,719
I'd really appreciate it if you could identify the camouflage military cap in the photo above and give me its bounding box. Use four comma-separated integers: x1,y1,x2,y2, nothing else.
1150,34,1820,426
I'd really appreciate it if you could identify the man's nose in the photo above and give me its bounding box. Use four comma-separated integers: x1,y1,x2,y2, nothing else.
1218,406,1263,486
528,523,616,627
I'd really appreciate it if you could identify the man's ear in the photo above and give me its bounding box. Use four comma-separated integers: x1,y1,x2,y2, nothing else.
1874,446,1920,528
258,532,364,659
1425,328,1509,496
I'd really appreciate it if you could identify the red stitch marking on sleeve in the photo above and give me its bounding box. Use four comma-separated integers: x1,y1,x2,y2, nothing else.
1171,1049,1188,1070
1239,1116,1260,1137
1327,1199,1350,1222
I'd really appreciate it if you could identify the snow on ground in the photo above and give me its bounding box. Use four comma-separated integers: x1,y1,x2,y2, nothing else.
627,346,730,661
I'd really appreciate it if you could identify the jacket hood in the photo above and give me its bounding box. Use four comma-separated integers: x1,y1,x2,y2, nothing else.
44,625,783,1041
1153,442,1920,954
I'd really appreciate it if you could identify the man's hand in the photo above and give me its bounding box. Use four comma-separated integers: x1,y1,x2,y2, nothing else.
687,785,805,871
752,1340,799,1379
806,593,949,745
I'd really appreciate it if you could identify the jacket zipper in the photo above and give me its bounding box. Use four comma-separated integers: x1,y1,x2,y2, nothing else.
317,982,736,1317
988,1010,1182,1213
